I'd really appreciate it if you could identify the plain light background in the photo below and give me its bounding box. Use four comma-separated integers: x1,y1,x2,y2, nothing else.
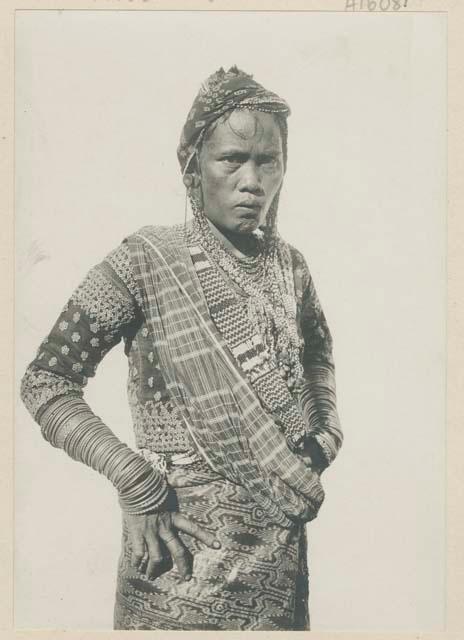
14,10,446,632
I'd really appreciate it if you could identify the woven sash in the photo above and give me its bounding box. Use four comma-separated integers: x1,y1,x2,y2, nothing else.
126,224,324,528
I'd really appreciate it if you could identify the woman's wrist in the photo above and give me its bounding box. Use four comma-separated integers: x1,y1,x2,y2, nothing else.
118,467,169,515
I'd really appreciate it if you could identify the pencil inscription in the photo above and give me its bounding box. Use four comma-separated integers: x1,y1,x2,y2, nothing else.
345,0,408,10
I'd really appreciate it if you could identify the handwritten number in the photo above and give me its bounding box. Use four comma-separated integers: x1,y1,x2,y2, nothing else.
345,0,405,10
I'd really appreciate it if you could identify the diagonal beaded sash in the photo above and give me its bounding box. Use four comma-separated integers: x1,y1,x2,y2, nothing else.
186,233,308,449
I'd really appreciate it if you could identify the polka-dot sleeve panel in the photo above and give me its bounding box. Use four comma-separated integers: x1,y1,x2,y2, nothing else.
20,243,140,421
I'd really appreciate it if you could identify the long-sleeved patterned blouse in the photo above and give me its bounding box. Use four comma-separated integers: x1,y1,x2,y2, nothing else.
21,231,342,472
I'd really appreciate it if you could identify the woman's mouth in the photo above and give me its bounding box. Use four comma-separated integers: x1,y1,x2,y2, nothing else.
235,202,262,214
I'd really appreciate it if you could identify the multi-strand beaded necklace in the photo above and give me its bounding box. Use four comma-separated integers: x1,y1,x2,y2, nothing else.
187,205,308,448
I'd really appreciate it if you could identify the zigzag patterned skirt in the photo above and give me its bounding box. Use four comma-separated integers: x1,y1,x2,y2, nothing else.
113,461,310,630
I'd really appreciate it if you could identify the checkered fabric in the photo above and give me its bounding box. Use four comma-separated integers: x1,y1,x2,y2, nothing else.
126,224,325,528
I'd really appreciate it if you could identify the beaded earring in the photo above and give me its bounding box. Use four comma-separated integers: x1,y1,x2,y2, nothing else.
183,170,202,229
261,191,281,256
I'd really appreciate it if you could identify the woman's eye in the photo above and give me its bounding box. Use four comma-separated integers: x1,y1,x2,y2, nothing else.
261,157,278,167
222,156,241,165
219,155,280,169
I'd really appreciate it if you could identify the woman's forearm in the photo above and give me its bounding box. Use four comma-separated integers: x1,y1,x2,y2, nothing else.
298,366,343,468
38,393,168,514
20,243,168,514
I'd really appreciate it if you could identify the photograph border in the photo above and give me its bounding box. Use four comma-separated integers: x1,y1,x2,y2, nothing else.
2,1,463,638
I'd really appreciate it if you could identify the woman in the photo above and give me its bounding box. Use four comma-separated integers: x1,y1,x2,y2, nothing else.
20,66,342,631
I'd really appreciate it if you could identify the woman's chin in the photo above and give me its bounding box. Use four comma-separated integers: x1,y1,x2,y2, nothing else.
235,219,260,235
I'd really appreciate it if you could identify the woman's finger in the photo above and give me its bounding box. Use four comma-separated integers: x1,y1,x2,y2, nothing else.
145,532,164,580
172,513,221,549
158,520,192,580
129,532,147,569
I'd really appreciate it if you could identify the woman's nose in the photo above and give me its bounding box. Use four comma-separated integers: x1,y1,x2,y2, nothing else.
238,163,264,195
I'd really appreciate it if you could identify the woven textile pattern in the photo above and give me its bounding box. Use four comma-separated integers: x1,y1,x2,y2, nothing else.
114,460,309,631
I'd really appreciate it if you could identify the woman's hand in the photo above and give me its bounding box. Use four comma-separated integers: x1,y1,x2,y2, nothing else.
125,509,221,581
299,437,326,474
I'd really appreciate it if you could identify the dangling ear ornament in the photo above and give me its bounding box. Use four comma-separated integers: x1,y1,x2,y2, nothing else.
182,173,201,189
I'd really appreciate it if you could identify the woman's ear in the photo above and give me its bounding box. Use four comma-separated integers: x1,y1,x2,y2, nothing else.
183,173,201,189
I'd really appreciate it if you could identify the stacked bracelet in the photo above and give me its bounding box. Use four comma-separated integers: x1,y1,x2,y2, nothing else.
40,394,88,448
39,395,168,515
118,469,168,515
298,365,341,465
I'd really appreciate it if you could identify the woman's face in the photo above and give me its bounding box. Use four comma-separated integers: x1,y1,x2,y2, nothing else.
197,109,284,236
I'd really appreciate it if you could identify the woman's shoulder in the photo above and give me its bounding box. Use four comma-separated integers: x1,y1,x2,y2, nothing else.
105,223,181,266
125,223,184,246
276,236,310,278
102,224,184,300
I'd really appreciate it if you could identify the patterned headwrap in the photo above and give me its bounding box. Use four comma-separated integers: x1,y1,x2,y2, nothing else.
177,65,291,176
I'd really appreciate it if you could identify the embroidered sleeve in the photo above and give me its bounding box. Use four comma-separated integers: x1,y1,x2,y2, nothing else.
19,242,169,515
291,247,343,469
20,242,140,422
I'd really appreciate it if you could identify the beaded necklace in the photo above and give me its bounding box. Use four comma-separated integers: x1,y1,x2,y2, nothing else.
189,202,304,388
